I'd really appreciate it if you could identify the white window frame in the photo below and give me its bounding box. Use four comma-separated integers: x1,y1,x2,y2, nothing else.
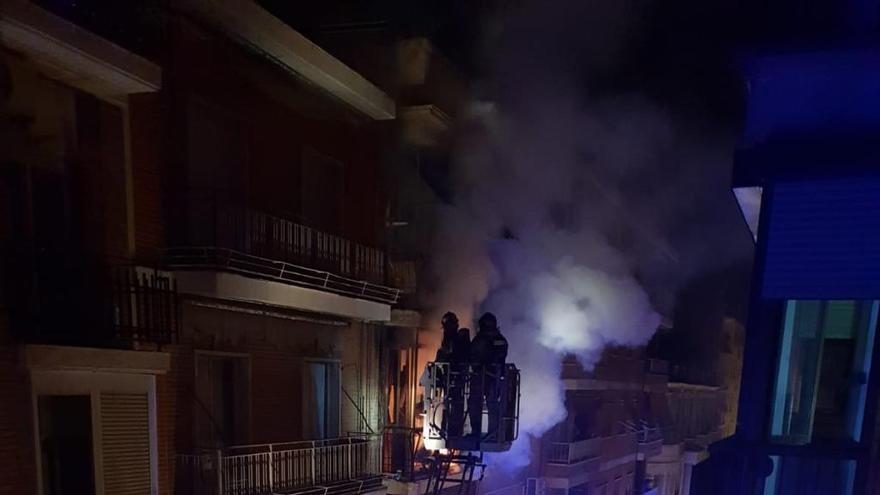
30,369,159,495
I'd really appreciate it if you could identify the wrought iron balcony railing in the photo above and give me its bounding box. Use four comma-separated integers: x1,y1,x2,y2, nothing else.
168,198,399,304
177,435,383,495
165,247,399,305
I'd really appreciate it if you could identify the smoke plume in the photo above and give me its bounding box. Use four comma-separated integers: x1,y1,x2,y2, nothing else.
427,0,749,469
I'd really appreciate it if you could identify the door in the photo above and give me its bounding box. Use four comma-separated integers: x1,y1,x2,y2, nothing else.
303,361,341,439
38,395,96,495
195,354,251,447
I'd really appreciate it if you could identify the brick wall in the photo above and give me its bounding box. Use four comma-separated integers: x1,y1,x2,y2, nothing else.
156,344,189,495
174,302,385,447
0,322,36,495
70,93,129,261
129,92,166,262
167,20,389,248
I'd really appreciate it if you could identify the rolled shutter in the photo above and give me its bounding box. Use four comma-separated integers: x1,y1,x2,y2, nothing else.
101,392,151,494
762,176,880,299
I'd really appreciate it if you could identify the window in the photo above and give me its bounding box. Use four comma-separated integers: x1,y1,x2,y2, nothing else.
387,348,415,426
31,365,158,495
769,300,878,443
304,361,341,439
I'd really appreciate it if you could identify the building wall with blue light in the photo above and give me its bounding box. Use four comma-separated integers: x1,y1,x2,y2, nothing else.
692,45,880,495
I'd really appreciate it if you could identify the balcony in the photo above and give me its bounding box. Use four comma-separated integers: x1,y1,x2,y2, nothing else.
6,251,179,348
547,437,601,465
177,436,383,495
544,438,601,482
167,199,399,308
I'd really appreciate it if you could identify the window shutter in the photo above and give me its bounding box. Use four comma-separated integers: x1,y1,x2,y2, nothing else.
762,176,880,299
101,393,151,494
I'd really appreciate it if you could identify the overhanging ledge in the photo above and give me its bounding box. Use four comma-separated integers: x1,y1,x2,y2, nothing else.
0,0,161,100
174,270,392,322
24,345,171,375
175,0,395,120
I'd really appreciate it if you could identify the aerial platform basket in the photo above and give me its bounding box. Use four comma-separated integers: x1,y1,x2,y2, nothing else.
420,362,521,453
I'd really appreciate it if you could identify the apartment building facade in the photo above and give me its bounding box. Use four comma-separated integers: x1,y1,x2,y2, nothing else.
545,350,668,495
0,1,416,494
538,344,734,495
0,1,170,494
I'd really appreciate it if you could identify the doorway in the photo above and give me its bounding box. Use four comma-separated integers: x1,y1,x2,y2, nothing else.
38,395,96,495
304,361,341,439
195,353,251,447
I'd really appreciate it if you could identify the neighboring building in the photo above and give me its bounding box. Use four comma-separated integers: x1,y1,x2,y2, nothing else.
542,349,666,495
692,1,880,494
0,1,422,494
718,317,745,439
538,350,681,495
0,2,169,494
537,337,737,495
643,381,726,495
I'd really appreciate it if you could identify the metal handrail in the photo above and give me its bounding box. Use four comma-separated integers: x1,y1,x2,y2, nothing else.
178,197,388,285
546,437,603,464
221,435,377,454
179,435,382,495
165,246,400,304
422,362,521,445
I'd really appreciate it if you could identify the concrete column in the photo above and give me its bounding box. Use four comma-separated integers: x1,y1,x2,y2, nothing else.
681,463,694,495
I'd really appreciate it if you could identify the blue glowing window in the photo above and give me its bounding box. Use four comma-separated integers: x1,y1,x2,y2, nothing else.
769,300,878,444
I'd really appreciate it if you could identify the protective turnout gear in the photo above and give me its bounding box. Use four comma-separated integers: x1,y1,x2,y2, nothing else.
433,312,470,437
470,312,508,365
446,327,471,437
435,312,460,363
452,327,471,363
468,312,508,439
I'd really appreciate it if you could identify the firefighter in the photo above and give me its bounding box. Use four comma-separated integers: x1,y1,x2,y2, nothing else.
432,312,468,436
452,327,471,363
447,326,471,436
435,312,459,363
468,312,508,440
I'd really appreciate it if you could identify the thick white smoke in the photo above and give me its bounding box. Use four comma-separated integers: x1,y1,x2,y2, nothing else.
425,0,748,471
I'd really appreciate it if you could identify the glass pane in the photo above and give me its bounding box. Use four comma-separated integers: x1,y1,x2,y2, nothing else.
762,456,854,495
769,300,878,443
309,363,327,438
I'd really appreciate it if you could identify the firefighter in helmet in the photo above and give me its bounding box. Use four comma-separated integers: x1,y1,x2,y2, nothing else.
468,312,508,439
435,312,459,363
433,312,470,436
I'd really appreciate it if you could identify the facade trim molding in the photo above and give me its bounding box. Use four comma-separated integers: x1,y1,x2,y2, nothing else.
23,344,171,375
